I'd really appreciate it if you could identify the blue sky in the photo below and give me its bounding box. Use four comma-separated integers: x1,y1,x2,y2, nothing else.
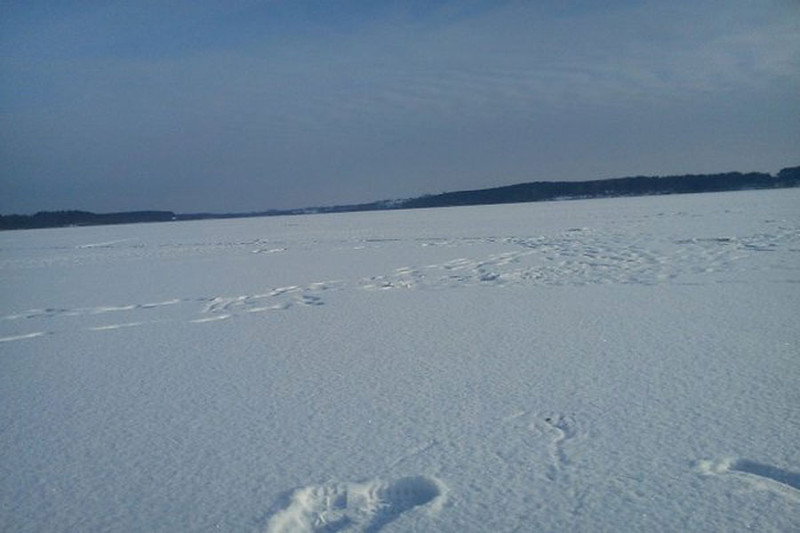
1,0,798,214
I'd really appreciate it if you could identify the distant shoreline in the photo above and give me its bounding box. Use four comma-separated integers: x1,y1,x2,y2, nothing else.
2,166,798,230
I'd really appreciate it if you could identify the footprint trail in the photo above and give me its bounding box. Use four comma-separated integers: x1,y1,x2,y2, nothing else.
2,225,797,342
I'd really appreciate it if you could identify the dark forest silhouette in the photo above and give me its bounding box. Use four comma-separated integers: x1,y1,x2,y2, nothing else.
3,166,798,230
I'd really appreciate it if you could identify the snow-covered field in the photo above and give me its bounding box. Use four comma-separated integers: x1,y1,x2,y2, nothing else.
2,189,799,532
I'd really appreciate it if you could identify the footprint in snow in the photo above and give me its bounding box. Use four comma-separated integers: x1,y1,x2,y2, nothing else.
267,475,446,533
696,458,800,500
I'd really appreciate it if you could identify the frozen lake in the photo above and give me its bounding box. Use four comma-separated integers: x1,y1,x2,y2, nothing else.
2,189,799,532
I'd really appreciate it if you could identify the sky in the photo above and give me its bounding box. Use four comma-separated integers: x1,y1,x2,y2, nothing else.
1,0,799,215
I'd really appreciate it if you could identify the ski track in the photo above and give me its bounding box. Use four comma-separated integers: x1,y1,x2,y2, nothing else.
1,226,796,342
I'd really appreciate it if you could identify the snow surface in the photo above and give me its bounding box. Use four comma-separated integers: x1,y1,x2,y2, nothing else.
1,189,799,532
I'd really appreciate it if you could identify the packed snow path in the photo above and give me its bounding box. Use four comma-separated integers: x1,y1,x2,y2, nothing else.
1,189,798,531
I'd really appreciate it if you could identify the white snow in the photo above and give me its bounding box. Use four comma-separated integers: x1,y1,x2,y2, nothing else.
1,189,798,532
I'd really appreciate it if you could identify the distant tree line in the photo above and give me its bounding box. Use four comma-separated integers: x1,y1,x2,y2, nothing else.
0,210,175,230
2,166,798,230
397,167,800,210
237,166,800,217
